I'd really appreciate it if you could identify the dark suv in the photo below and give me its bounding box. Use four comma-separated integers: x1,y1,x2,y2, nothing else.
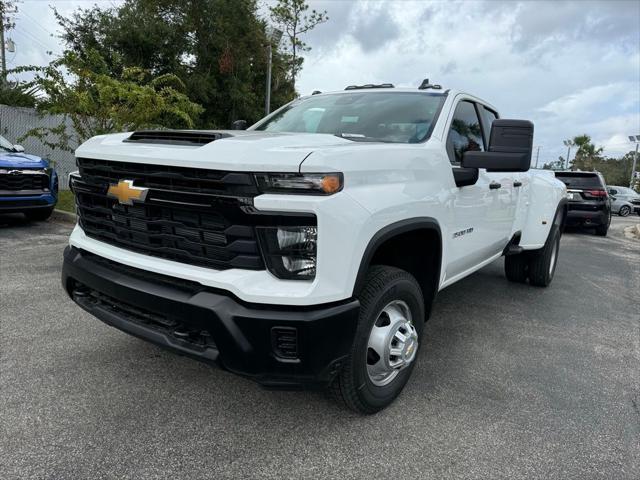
555,171,611,236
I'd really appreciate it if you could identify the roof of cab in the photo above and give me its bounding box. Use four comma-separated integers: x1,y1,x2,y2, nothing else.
304,87,498,113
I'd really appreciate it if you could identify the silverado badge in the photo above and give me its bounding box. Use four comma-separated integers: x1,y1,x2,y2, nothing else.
107,180,149,206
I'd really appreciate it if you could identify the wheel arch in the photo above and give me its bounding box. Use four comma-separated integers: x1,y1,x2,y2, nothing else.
352,218,442,320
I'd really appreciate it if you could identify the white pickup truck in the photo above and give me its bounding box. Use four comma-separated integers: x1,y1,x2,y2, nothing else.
63,83,567,413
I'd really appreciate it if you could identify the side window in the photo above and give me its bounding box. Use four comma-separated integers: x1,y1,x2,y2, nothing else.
479,105,498,146
446,101,484,165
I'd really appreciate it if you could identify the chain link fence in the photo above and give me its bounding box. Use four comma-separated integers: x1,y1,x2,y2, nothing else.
0,105,78,190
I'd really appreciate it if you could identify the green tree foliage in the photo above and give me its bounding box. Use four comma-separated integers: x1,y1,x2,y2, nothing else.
18,51,203,151
570,134,604,171
0,81,38,107
270,0,328,85
56,0,298,127
591,152,636,187
542,157,566,171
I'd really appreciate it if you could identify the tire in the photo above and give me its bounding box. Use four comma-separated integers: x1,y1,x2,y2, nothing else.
594,214,610,236
25,207,54,221
528,225,560,287
505,253,529,283
331,265,425,414
619,205,631,217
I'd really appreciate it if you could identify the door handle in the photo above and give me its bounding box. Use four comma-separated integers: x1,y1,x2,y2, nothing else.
514,181,522,187
489,182,502,190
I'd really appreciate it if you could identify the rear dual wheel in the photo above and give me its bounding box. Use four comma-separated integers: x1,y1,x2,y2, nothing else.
332,266,424,414
504,224,561,287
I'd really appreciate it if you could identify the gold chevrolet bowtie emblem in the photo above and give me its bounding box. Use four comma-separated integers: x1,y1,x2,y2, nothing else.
107,180,149,206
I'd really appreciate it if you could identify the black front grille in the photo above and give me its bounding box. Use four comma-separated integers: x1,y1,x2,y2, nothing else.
74,158,315,271
0,172,49,191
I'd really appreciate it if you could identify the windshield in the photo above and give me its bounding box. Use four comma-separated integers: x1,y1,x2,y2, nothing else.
254,92,446,144
0,135,14,151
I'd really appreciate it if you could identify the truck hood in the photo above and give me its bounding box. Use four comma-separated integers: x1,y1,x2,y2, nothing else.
76,131,359,172
0,151,48,169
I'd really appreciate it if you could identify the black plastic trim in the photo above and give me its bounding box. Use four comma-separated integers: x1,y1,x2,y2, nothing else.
352,217,442,296
452,167,479,187
124,130,233,146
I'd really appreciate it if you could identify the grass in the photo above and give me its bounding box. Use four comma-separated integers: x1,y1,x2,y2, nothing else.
56,190,76,213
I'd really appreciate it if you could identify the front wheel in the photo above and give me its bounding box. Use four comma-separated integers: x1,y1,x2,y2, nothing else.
331,265,424,414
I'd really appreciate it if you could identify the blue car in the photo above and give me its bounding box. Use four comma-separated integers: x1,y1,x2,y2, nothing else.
0,135,58,221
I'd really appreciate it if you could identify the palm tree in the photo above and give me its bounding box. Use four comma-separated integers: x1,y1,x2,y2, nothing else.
571,135,603,171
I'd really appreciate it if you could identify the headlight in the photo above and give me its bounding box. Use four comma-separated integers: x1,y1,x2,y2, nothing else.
258,226,317,280
255,172,343,195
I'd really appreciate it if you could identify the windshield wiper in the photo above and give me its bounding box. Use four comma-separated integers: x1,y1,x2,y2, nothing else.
335,133,393,143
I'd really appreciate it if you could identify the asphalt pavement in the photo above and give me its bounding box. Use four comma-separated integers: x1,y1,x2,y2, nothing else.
1,214,639,479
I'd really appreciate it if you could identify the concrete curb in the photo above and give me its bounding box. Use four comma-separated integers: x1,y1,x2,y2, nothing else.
51,209,77,224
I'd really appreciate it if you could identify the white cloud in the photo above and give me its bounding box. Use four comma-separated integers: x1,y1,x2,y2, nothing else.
298,0,640,161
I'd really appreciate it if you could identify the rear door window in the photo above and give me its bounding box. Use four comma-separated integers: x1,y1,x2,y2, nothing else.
479,105,498,147
555,173,603,189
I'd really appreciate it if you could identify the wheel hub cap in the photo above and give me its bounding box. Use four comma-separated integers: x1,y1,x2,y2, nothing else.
366,300,418,387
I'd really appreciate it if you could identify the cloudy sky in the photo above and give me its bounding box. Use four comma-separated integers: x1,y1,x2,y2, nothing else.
10,0,640,164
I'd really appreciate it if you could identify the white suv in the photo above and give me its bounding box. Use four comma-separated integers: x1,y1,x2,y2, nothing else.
63,83,566,413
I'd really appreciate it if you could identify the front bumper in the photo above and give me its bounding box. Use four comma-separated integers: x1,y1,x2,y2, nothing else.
61,246,360,389
0,192,57,213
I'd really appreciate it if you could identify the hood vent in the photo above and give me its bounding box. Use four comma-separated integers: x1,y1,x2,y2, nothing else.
124,130,233,146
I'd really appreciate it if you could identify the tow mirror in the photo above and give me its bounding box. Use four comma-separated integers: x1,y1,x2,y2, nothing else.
232,120,248,130
462,119,533,172
13,144,25,153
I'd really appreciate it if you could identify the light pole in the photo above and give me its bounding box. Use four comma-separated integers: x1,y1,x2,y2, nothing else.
265,26,283,117
563,139,574,170
629,135,640,189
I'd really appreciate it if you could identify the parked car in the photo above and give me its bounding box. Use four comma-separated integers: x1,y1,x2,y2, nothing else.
0,135,58,220
554,171,611,236
608,185,640,216
62,83,566,413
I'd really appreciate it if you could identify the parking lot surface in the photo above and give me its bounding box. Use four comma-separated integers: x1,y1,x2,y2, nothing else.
1,215,639,479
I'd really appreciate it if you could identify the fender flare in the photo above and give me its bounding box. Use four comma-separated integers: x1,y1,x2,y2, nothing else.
352,217,442,296
555,197,568,231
